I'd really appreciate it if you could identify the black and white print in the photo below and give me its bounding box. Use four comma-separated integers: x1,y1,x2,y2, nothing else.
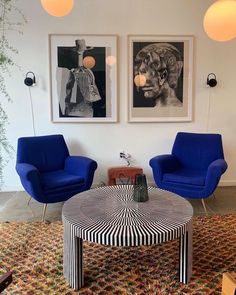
128,35,193,122
58,39,106,118
49,35,117,123
133,42,184,108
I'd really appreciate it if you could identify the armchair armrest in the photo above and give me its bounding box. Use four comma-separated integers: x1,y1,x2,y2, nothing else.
149,154,180,185
16,163,39,180
196,159,228,198
65,156,97,190
149,154,180,174
65,156,97,175
206,159,228,183
15,163,44,202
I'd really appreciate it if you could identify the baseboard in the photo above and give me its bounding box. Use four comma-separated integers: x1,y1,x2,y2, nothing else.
148,181,236,187
219,180,236,186
1,180,236,193
92,182,157,188
92,181,236,188
0,185,23,192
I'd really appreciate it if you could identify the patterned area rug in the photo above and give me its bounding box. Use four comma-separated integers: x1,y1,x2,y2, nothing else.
0,214,236,295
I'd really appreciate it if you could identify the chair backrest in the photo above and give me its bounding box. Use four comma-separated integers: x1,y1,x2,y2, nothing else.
172,132,224,170
16,134,69,172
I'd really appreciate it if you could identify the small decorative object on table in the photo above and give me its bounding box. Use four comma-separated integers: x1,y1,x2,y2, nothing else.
133,174,149,202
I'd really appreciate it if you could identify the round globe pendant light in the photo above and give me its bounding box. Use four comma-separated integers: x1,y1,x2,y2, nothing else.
203,0,236,41
41,0,74,17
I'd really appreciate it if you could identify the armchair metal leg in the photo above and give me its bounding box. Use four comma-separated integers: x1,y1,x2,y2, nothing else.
42,204,47,222
201,199,207,214
27,196,32,206
212,193,216,200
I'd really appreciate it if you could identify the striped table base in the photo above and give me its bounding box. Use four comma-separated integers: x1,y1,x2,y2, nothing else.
62,185,193,290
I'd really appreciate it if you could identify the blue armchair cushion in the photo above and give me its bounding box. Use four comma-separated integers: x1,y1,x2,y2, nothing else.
163,168,206,186
40,170,84,191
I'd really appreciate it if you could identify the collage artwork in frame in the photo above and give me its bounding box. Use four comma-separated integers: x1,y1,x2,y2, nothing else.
49,34,117,122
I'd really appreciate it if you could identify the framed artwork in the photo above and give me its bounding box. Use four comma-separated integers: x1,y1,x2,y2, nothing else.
49,34,117,122
128,35,194,122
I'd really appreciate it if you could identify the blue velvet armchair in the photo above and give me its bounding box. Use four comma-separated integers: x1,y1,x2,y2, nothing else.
16,134,97,220
149,132,227,212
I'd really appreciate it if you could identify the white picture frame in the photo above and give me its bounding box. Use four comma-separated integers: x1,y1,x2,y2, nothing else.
128,35,194,122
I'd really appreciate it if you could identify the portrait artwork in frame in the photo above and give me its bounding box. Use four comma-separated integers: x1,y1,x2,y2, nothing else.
128,35,194,122
49,34,117,122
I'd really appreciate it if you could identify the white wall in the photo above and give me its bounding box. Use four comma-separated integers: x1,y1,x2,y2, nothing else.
2,0,236,191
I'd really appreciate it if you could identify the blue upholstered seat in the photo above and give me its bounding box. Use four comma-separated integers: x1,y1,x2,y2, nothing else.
41,170,84,191
149,132,228,200
16,135,97,206
163,168,206,186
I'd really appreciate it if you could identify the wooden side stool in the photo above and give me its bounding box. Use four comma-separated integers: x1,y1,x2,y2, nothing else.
108,166,143,185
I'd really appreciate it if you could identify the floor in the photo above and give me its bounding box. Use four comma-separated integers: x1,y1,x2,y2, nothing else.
0,186,236,222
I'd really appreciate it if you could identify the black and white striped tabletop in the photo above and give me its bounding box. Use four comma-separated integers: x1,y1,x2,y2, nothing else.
62,185,193,290
63,185,193,246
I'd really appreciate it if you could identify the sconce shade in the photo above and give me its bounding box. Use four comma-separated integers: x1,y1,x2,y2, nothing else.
41,0,74,17
134,74,146,87
203,0,236,41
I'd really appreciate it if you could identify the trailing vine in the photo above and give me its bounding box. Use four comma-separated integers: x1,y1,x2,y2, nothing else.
0,0,26,188
0,107,13,188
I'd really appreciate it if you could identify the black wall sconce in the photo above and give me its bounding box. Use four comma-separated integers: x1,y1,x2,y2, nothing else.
24,71,36,87
207,73,217,87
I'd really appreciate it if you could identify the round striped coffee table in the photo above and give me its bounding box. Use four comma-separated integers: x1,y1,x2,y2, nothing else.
62,185,193,290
